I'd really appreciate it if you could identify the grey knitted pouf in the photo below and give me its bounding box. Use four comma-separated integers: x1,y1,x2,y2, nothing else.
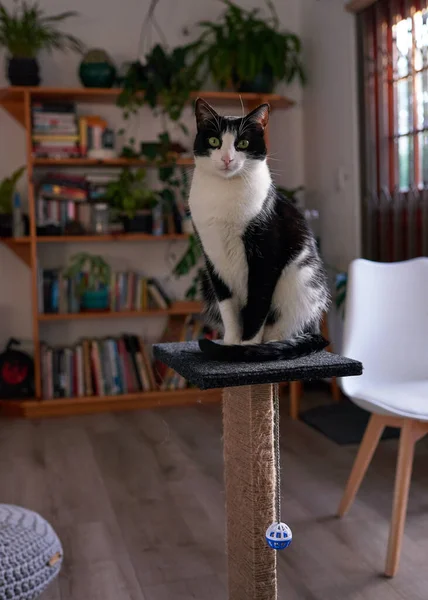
0,505,62,600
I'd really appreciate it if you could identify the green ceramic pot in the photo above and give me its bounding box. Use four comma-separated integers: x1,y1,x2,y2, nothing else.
79,61,116,88
81,289,109,311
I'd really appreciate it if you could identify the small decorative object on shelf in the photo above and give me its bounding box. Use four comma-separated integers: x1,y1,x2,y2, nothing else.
79,48,117,88
0,1,84,86
0,166,25,238
0,338,34,399
91,202,109,234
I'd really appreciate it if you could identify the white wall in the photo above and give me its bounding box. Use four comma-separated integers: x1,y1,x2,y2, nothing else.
301,0,361,351
0,0,304,349
301,0,361,272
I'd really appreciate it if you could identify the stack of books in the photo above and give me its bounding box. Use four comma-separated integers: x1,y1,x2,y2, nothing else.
40,335,156,399
32,102,79,158
79,116,115,158
36,172,91,231
38,268,172,314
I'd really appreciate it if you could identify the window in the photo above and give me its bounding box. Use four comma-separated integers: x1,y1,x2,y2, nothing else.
360,0,428,260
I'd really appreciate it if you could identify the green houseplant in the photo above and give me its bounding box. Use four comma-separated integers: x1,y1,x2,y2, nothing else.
187,0,305,93
0,165,25,237
0,1,84,86
104,168,158,233
65,252,111,311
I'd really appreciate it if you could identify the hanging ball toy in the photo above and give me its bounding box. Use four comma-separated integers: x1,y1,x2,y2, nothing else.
266,522,292,550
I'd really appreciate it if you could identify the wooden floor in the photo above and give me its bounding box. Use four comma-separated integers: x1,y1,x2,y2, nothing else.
2,389,428,600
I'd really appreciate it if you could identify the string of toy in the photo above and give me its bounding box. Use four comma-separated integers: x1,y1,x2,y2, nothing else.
265,383,293,551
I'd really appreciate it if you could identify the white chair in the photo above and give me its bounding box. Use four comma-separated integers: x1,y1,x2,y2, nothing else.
338,258,428,577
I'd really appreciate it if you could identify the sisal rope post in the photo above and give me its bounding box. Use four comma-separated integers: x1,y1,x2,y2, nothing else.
223,384,277,600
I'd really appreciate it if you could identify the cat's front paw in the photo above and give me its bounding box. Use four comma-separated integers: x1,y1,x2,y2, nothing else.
223,333,241,345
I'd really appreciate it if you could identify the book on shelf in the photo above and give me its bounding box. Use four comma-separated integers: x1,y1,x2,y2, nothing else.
32,102,79,158
41,335,157,399
38,267,173,314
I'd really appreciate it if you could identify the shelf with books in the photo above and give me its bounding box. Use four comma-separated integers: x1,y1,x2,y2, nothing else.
0,388,222,418
32,157,194,167
38,301,202,321
0,85,292,418
35,233,191,243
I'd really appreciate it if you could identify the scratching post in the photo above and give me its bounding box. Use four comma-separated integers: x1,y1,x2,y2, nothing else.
223,385,276,600
153,342,362,600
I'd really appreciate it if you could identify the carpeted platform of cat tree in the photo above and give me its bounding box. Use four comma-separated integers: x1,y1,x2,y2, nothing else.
153,342,362,600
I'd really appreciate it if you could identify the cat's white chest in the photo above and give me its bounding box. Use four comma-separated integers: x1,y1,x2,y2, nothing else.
200,219,248,303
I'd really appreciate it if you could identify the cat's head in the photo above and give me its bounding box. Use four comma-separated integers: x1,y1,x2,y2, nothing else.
193,98,270,179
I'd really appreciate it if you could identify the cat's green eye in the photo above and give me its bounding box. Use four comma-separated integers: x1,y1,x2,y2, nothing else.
208,137,220,148
237,139,249,149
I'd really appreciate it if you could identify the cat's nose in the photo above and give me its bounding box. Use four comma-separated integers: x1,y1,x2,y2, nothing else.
222,156,234,167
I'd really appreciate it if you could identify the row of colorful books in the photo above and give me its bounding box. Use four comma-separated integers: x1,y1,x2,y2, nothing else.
40,335,157,399
38,268,172,314
31,102,115,158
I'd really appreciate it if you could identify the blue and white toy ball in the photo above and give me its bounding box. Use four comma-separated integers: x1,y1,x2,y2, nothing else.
266,522,292,550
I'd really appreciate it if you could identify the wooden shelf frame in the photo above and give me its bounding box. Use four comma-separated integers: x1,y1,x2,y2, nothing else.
38,301,203,321
0,86,294,125
0,85,293,417
32,157,194,167
0,388,222,418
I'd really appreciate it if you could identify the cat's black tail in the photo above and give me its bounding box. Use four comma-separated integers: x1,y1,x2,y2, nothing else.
198,333,329,362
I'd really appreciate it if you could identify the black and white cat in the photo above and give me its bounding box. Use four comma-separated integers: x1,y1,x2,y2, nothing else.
189,98,330,361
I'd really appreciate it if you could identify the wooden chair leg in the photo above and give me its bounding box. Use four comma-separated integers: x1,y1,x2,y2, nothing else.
385,420,416,577
338,414,385,517
289,381,302,420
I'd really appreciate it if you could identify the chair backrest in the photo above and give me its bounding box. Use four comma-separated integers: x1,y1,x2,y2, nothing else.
341,258,428,397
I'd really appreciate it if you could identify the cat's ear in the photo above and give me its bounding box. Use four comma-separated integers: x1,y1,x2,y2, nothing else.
246,103,270,129
195,98,219,128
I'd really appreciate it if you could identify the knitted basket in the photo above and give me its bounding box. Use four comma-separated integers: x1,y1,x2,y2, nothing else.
0,505,62,600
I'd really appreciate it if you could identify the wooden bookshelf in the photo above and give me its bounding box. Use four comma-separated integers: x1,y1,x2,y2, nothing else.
38,301,202,321
0,388,222,418
32,157,194,167
36,233,190,243
0,85,292,417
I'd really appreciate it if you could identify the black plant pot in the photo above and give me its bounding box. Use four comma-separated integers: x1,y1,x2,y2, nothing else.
0,214,13,238
232,65,274,94
122,211,153,234
7,57,40,86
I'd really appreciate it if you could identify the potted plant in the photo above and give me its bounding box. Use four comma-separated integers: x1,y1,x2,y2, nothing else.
104,168,158,233
0,1,84,86
65,253,111,311
187,0,305,93
0,166,25,237
79,48,116,88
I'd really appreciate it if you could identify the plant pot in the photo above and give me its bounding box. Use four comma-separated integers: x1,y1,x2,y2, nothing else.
122,210,153,234
232,65,274,94
81,289,109,311
0,214,13,238
79,61,116,88
7,57,40,86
